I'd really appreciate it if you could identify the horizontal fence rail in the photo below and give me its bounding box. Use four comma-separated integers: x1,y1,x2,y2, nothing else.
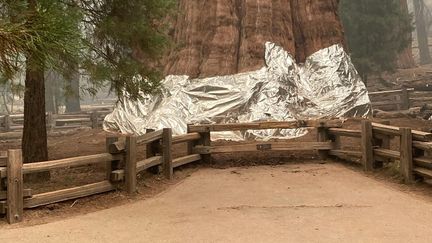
193,141,334,154
0,109,112,134
23,181,115,209
188,120,343,132
369,87,432,111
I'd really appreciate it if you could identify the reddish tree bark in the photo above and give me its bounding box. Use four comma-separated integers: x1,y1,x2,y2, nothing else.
23,55,49,162
165,0,345,78
290,0,345,62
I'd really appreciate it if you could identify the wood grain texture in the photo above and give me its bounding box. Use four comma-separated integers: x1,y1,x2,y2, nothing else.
172,154,201,168
106,136,120,180
172,133,201,144
373,149,400,159
108,141,125,154
0,189,32,200
137,156,163,173
0,167,5,178
361,121,374,171
198,132,211,163
24,181,115,208
0,156,6,167
7,149,23,224
125,136,137,194
208,141,333,154
146,129,162,175
317,126,330,159
189,120,342,132
328,128,361,138
22,153,120,174
413,167,432,178
137,130,163,145
413,141,432,151
162,128,173,179
413,157,432,169
372,122,432,141
329,150,362,158
369,88,414,96
400,128,413,183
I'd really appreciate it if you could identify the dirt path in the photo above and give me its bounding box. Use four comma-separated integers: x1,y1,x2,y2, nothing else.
2,163,432,242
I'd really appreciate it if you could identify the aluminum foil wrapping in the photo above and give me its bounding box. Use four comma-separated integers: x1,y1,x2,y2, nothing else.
103,42,371,140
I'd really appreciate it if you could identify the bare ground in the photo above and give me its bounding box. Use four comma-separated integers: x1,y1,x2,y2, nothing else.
2,162,432,242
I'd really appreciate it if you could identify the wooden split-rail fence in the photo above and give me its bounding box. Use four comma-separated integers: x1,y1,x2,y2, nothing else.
1,119,432,224
0,110,111,133
369,87,432,111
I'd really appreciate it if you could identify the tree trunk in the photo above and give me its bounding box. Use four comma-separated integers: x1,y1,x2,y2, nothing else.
22,0,50,181
398,0,416,68
414,0,432,64
165,0,345,78
23,54,50,181
290,0,345,62
65,67,81,113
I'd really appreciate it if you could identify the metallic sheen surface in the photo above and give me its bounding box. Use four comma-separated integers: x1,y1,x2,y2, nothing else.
103,42,371,139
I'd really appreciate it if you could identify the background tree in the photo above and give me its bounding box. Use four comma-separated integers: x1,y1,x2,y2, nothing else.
9,0,83,168
79,0,175,100
0,0,175,176
0,76,24,114
398,0,416,68
65,68,81,113
414,0,432,64
339,0,413,83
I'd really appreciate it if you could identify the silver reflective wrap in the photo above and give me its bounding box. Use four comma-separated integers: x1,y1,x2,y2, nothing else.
103,42,371,139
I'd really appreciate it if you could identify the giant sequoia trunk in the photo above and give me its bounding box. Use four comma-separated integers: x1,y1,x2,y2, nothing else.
165,0,345,78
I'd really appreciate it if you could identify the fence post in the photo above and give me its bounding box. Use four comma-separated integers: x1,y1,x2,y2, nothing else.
162,128,173,179
146,129,156,158
395,94,402,111
400,128,413,183
317,122,330,160
4,115,11,132
327,133,340,160
197,127,211,164
146,129,161,174
106,136,119,181
46,112,54,131
91,111,99,129
125,136,137,194
186,124,193,155
401,87,410,110
6,149,23,224
361,120,374,171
